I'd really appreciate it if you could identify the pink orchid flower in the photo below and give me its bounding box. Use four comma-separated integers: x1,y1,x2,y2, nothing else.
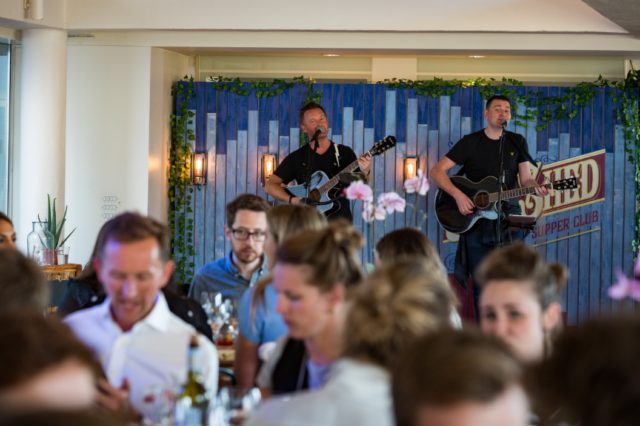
362,201,387,222
608,270,640,301
404,170,429,196
378,192,406,214
344,181,373,202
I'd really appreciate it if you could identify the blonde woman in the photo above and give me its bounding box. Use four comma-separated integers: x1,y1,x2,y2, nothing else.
375,227,462,328
235,205,326,388
246,259,455,426
477,243,566,363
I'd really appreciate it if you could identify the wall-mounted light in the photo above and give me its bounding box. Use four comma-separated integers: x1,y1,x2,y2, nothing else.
24,0,43,20
191,153,207,186
262,154,277,187
405,157,418,180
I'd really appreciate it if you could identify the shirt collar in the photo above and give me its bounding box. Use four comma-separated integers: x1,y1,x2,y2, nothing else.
101,292,172,334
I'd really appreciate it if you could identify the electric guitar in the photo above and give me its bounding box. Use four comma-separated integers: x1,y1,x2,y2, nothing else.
276,136,397,217
434,176,578,235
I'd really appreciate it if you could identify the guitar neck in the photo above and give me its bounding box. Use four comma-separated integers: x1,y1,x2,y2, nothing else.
317,151,371,194
488,182,552,202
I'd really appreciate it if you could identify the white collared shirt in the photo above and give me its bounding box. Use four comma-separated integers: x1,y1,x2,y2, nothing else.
64,292,218,419
246,358,393,426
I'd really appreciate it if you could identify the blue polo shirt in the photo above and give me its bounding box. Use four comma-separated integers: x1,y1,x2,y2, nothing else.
238,283,288,344
188,251,268,302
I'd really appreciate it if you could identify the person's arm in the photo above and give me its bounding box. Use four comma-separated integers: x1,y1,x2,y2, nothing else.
264,174,304,205
235,335,261,389
518,162,549,197
429,156,475,215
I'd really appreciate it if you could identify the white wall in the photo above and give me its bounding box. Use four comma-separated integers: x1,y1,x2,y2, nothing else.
65,46,153,265
0,0,66,30
66,0,624,33
148,48,188,223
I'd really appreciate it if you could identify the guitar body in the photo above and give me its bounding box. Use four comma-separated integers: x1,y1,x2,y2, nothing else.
435,176,501,235
275,171,340,216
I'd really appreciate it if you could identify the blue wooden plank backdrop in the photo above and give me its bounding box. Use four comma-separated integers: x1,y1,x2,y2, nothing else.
174,82,636,323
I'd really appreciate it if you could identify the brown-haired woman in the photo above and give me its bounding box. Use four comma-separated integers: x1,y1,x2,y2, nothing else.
0,212,17,250
477,243,567,363
255,220,363,397
376,227,462,328
246,259,455,426
236,205,327,389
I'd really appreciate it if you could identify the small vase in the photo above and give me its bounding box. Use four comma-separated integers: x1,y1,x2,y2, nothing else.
27,222,55,266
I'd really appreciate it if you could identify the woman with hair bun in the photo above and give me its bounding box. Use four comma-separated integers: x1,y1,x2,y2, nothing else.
247,259,455,426
255,220,364,397
477,243,567,363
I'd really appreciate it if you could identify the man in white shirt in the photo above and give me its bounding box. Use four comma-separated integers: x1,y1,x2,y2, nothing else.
65,213,218,420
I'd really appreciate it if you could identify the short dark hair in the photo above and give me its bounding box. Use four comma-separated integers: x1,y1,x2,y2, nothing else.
95,212,171,263
393,329,523,426
486,95,512,110
299,102,327,124
529,316,640,426
376,228,441,268
0,249,48,313
225,194,271,228
0,212,12,226
0,313,100,391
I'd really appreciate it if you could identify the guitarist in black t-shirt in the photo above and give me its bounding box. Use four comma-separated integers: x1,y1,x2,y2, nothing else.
430,95,549,322
265,102,372,222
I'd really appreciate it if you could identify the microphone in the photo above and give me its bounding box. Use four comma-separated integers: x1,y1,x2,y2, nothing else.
313,126,326,138
501,118,509,128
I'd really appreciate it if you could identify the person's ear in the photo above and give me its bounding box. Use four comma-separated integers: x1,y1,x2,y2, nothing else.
159,260,175,289
300,121,310,136
92,257,102,278
542,302,562,331
483,108,489,119
224,225,231,242
325,284,346,312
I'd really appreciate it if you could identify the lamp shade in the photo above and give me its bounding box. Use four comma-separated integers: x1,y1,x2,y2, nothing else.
405,157,418,180
262,154,277,187
191,153,207,185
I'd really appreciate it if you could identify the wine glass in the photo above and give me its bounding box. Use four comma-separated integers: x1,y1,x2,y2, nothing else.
217,387,261,425
141,385,176,426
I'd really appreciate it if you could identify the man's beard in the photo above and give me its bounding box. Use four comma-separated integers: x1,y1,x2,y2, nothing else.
235,248,260,264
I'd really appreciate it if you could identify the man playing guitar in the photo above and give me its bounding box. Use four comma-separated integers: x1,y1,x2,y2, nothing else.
430,95,549,322
265,102,372,222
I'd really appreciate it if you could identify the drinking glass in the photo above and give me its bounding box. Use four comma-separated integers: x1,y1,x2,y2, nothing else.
141,385,176,426
217,387,261,426
200,292,224,338
56,246,69,265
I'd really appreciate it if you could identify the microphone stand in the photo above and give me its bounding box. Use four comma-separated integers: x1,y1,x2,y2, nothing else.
494,122,507,248
304,130,322,201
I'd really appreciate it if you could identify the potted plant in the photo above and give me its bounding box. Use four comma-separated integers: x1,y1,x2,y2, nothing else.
38,195,76,265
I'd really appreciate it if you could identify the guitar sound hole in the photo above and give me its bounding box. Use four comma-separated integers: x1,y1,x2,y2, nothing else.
474,192,490,209
309,189,322,202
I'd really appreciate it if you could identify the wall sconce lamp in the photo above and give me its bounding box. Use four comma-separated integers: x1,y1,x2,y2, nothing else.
262,154,277,187
24,0,44,20
191,153,207,186
405,157,418,180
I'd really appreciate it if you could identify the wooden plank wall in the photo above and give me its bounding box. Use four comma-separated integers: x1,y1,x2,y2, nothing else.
176,82,636,323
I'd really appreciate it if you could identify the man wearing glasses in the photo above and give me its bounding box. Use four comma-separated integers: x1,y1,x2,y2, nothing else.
189,194,271,302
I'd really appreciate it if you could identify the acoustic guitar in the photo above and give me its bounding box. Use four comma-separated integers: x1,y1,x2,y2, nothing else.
276,136,397,217
435,176,578,235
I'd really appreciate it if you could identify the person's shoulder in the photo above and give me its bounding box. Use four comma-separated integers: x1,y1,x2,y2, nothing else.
285,145,308,160
195,257,228,276
463,129,486,142
63,299,106,326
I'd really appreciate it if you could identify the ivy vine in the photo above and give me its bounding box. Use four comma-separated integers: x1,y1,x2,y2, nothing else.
170,73,640,283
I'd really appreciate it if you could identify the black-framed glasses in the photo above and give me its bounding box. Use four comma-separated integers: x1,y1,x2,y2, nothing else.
230,228,267,242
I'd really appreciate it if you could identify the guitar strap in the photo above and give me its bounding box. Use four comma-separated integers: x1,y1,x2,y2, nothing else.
333,143,340,167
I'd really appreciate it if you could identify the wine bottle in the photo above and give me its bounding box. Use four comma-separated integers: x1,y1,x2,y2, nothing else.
175,334,211,426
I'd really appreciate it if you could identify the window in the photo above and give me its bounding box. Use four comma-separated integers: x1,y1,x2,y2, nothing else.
0,41,11,214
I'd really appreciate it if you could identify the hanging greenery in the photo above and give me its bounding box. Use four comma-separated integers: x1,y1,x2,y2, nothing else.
169,73,640,283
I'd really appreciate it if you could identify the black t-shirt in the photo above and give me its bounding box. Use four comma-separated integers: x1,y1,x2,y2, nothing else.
446,129,529,191
274,142,359,221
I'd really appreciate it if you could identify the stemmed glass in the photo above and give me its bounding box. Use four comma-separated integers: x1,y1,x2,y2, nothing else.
200,292,225,339
216,387,261,425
